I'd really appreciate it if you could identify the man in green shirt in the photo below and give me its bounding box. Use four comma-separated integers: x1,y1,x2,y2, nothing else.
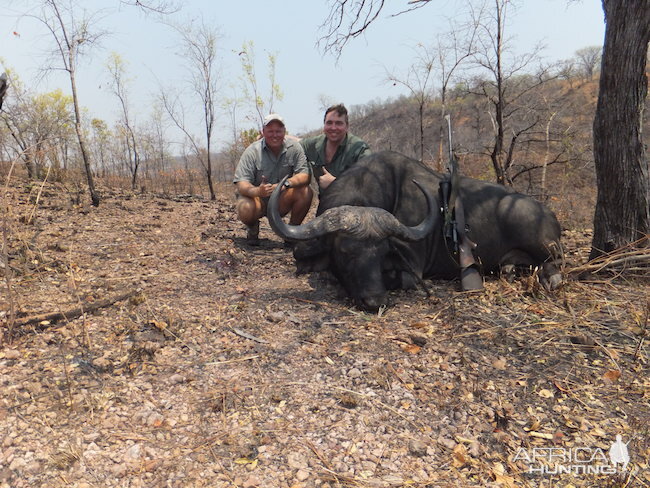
233,114,312,245
301,104,371,192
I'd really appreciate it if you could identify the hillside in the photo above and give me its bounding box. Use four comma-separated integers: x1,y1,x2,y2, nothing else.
1,179,648,487
340,79,604,230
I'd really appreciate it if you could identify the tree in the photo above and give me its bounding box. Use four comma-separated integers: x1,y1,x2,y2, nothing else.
320,0,649,255
119,0,180,14
238,41,284,127
30,0,104,206
0,73,38,178
89,118,110,177
319,0,431,58
0,72,7,109
165,18,221,200
591,0,649,258
557,57,577,88
30,89,76,176
574,45,602,80
146,102,172,184
106,53,141,190
0,72,75,179
432,22,479,168
467,0,558,185
222,96,245,177
384,44,437,162
321,0,555,185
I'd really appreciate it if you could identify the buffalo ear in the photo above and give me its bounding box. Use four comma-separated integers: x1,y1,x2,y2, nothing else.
293,239,330,274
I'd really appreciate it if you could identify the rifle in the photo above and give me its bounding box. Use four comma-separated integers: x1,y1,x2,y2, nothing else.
440,115,483,291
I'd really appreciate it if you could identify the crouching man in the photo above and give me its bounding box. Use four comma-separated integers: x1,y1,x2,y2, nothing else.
233,114,312,246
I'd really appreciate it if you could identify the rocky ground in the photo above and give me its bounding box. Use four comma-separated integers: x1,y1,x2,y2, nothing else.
1,180,648,488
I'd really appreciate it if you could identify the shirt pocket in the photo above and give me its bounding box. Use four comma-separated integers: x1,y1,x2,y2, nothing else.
253,167,264,186
279,160,295,177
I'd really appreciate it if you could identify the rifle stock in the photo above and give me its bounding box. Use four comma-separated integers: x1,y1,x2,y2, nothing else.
454,194,484,291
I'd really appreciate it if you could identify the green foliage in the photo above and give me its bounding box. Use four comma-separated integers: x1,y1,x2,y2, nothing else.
237,40,283,126
239,128,260,148
32,89,74,128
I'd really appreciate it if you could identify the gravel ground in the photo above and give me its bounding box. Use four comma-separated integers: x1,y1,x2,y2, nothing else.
1,182,648,487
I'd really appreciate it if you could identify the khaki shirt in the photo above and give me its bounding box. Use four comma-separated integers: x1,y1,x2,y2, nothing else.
233,138,310,186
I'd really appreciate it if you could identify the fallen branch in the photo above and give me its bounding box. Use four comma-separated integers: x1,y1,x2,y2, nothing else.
204,355,260,366
230,327,269,344
10,289,138,328
568,236,649,278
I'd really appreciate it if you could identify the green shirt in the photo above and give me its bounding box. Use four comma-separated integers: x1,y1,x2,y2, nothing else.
300,133,371,179
233,138,310,186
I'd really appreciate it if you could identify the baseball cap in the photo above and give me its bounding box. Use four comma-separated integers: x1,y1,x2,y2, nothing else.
263,113,285,127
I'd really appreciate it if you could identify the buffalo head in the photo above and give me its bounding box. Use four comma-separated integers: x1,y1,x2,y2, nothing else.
268,177,438,311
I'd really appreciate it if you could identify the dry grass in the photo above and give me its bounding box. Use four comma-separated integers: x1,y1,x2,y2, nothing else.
568,236,650,279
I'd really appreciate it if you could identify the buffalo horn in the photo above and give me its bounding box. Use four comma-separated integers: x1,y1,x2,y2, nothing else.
268,177,438,242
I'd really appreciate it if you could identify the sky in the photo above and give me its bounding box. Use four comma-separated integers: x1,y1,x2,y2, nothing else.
0,0,605,149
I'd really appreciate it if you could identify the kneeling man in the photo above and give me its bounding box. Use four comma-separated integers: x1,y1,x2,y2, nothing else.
233,114,312,245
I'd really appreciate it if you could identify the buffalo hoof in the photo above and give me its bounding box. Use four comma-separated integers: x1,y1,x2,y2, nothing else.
542,272,563,291
500,264,516,282
540,262,563,291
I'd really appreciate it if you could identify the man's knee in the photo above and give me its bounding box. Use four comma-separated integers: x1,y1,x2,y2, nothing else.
236,196,263,225
281,187,311,209
293,185,313,206
302,185,314,201
285,186,313,225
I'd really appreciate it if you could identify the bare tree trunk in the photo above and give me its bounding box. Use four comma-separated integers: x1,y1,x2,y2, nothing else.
540,112,557,199
167,19,221,200
591,0,650,258
490,99,506,185
44,0,100,206
490,0,506,185
106,54,141,191
129,132,140,190
438,87,448,172
1,117,35,178
69,61,100,206
205,110,216,200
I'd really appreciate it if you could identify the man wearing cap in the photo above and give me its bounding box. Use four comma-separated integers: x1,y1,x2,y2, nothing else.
233,114,313,245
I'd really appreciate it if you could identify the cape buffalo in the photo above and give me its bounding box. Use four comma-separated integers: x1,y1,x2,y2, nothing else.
268,151,563,311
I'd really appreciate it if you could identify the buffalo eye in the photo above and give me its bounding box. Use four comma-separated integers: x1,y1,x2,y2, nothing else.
336,237,364,256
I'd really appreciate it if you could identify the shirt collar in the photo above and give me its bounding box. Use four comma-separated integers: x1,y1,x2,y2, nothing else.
262,138,288,154
316,133,349,151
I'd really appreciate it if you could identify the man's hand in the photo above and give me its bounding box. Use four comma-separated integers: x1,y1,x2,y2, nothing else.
318,167,336,190
257,175,275,197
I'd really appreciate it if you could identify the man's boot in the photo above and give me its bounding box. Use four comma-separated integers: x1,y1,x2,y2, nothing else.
246,221,260,246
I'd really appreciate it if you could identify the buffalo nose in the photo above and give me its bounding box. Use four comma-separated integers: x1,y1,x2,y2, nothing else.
357,295,387,313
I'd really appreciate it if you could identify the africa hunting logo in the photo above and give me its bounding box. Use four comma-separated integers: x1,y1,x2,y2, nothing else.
514,435,630,475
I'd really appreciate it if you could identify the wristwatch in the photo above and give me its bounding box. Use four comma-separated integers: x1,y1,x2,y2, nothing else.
283,179,292,188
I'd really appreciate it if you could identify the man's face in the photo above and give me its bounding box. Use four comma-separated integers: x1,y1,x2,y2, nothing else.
262,121,286,152
323,111,348,145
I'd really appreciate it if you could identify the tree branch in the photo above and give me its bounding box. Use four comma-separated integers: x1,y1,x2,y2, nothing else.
11,289,138,328
120,0,181,14
318,0,387,59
